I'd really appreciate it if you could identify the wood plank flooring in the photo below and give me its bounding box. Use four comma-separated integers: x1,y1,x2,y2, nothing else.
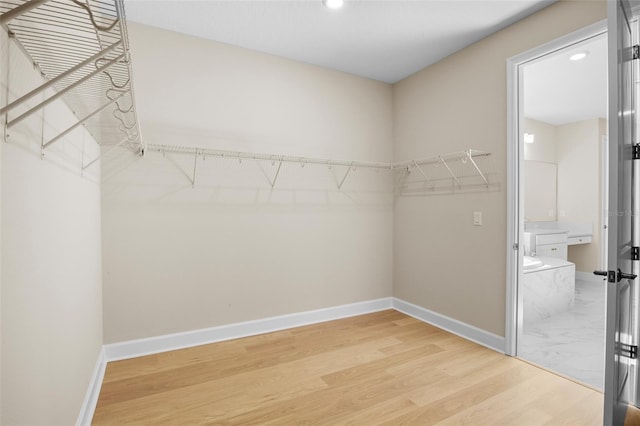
92,310,603,425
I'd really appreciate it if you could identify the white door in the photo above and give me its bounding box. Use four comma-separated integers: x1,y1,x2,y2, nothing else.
604,0,640,423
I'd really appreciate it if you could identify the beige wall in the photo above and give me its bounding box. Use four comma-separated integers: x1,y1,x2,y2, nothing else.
101,23,394,343
557,118,604,272
0,30,103,425
392,1,606,336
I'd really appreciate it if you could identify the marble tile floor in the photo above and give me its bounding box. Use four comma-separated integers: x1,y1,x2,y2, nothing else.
519,278,606,389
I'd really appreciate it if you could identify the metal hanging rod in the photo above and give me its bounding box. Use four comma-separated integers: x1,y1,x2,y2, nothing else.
146,143,394,170
144,143,493,191
392,149,491,169
146,143,492,170
1,0,144,155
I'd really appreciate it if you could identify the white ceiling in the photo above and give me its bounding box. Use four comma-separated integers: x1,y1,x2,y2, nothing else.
524,35,608,126
123,0,555,84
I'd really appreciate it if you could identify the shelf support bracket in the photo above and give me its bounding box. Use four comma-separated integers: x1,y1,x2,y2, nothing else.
6,53,125,129
270,161,283,188
82,137,129,172
412,160,430,184
466,150,489,187
338,163,354,190
439,156,462,188
257,159,283,188
0,41,122,117
0,0,49,25
43,90,128,150
191,150,199,188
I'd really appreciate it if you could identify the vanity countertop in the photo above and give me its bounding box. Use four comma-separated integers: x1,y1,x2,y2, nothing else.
525,222,593,239
524,228,568,235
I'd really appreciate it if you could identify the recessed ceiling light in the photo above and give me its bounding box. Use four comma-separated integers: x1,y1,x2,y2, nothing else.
569,51,589,61
323,0,344,9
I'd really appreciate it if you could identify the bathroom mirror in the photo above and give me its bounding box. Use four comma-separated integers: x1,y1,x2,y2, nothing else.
524,160,557,222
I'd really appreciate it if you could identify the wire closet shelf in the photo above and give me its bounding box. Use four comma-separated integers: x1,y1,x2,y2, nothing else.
146,143,494,192
0,0,144,165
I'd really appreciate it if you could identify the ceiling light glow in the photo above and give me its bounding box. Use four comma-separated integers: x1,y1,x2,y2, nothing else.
323,0,344,9
569,51,589,61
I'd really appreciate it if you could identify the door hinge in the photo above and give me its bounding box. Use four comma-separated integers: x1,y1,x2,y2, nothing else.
633,247,639,260
620,343,638,359
634,143,640,160
634,45,640,60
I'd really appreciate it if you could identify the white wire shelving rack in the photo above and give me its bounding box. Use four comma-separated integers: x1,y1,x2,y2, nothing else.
0,1,493,194
0,0,144,168
146,143,495,193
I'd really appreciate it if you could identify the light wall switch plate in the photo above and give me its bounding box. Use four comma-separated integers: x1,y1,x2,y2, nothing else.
473,211,482,226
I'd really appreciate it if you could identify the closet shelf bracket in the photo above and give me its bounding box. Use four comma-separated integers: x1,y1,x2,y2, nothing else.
466,149,489,187
338,162,355,190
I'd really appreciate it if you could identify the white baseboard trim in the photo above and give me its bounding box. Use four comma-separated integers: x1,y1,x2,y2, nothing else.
104,297,394,362
392,298,505,353
76,347,106,426
576,271,605,284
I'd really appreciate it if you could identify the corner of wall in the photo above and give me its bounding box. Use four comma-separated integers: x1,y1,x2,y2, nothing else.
76,348,107,426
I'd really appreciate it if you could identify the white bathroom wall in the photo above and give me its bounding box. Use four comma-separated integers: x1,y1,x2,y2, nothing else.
393,1,606,336
524,161,558,222
557,117,604,272
523,117,557,163
0,29,103,425
101,23,394,344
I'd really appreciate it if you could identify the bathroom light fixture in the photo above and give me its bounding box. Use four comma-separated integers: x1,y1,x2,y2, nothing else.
569,51,589,61
323,0,344,9
524,133,535,144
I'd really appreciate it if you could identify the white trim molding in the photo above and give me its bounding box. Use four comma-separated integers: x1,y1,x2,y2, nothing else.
392,298,505,353
104,297,393,362
87,296,504,422
76,347,106,426
504,19,607,357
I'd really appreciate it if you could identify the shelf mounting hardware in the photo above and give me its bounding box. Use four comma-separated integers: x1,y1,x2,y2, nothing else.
338,162,355,190
412,160,430,184
0,41,123,117
6,53,126,130
439,156,462,188
466,150,489,187
192,150,199,188
82,137,130,172
43,90,129,150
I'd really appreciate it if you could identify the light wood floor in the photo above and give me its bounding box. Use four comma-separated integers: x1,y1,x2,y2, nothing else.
92,310,603,425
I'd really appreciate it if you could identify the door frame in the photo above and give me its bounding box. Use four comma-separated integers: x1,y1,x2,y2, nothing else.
505,21,607,356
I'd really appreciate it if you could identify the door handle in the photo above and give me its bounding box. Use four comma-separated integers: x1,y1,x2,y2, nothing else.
593,269,637,282
619,270,637,280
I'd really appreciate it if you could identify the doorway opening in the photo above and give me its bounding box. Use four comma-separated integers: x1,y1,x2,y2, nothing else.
506,23,609,389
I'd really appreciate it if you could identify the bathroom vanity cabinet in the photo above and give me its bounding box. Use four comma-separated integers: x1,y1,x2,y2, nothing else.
567,235,592,245
524,222,594,260
524,230,568,260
